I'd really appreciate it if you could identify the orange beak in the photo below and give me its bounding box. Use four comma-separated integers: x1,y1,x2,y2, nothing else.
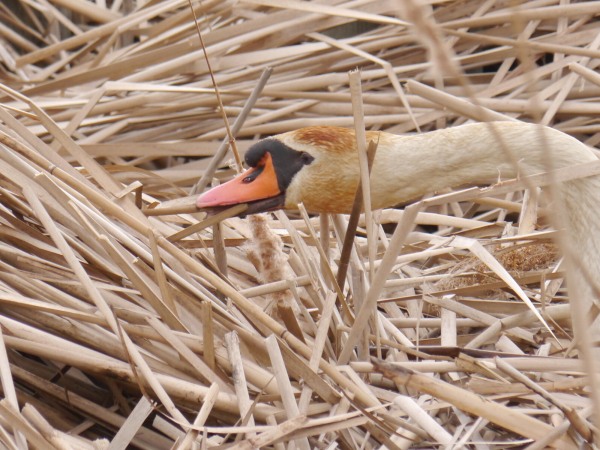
196,153,281,209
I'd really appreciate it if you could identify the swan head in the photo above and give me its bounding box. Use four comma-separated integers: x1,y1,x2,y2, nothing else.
196,127,362,215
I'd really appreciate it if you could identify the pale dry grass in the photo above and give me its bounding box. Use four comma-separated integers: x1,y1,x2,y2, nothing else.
0,0,599,448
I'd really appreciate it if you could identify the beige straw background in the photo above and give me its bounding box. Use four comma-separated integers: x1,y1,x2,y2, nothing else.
0,0,599,448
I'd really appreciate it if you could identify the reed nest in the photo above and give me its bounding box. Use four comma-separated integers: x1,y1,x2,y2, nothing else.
1,0,600,448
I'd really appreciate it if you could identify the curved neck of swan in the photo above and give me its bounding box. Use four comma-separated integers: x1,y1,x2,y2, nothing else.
375,122,600,310
371,122,596,209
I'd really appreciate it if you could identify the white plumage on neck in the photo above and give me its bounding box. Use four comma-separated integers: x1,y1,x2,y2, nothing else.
369,122,596,208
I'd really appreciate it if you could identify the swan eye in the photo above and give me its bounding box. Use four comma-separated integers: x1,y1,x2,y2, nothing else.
242,165,264,183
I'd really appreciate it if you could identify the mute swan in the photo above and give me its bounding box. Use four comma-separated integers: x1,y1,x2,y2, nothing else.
197,121,600,333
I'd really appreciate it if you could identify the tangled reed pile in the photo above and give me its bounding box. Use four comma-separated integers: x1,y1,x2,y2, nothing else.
1,0,600,448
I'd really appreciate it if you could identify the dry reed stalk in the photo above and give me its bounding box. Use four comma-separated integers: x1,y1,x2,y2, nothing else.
0,399,55,449
173,382,219,448
375,361,578,449
108,396,155,450
349,70,375,281
0,0,598,448
494,357,592,441
393,395,453,445
338,202,422,364
224,331,256,432
264,335,310,450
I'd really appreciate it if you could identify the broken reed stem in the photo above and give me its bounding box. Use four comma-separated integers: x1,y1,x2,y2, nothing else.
374,360,578,449
187,0,241,170
336,139,379,289
193,67,273,194
349,69,375,282
338,202,422,365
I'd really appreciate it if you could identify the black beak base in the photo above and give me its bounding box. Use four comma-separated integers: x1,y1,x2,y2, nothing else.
201,193,286,218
